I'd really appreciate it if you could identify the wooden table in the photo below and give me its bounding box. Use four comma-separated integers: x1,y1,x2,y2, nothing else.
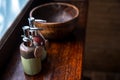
1,0,88,80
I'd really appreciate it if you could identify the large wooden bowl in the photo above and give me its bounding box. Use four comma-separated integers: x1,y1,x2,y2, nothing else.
30,2,79,39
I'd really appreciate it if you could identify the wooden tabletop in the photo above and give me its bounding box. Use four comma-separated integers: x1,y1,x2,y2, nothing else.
1,0,88,80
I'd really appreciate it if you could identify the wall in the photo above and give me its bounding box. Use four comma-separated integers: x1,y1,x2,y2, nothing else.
84,0,120,72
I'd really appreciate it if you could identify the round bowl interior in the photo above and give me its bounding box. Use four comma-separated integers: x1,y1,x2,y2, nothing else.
30,2,79,23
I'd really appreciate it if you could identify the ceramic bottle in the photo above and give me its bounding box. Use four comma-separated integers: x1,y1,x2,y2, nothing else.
20,26,42,75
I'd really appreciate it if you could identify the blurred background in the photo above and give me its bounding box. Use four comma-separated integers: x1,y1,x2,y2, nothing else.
83,0,120,80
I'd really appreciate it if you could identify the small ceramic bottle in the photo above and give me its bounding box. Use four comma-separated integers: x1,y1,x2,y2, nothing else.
20,17,48,75
32,31,47,61
20,42,42,75
20,26,42,75
28,17,47,61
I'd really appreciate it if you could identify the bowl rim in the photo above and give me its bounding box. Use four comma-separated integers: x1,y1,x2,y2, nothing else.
30,2,79,25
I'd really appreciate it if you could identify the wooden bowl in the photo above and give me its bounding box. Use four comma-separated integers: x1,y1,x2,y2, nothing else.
30,2,79,39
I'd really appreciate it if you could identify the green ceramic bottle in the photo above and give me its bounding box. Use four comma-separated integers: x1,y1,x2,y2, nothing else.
20,42,42,75
20,17,48,75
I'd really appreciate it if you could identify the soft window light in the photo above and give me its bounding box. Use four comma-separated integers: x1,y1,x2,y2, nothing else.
0,0,28,40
